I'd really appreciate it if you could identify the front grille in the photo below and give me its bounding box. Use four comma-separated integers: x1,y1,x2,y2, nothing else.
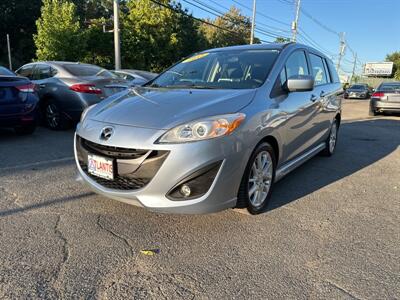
76,136,168,191
82,138,148,159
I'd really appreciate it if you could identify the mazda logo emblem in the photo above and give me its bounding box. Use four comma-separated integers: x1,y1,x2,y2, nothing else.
100,126,114,141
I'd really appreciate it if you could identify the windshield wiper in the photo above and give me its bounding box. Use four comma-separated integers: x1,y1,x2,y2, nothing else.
163,84,220,89
147,83,162,88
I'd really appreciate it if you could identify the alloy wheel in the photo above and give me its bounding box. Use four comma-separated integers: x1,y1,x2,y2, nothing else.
248,151,273,208
46,103,60,129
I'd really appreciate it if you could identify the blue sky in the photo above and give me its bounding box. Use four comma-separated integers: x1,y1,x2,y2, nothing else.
178,0,400,75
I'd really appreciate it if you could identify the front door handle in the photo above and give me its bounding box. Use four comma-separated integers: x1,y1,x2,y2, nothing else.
310,94,318,102
320,91,327,97
39,84,46,88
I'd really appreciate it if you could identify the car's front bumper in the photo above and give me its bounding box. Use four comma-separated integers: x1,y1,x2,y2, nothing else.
371,99,400,112
74,120,248,214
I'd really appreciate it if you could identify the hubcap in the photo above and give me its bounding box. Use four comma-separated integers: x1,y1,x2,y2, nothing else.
46,104,59,128
248,151,273,208
329,122,337,153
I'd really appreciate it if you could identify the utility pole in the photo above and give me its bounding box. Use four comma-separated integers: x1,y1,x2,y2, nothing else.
6,34,12,70
351,53,357,83
113,0,121,70
336,32,346,71
291,0,301,42
250,0,256,44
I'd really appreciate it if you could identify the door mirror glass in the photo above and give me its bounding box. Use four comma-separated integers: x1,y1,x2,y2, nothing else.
286,75,314,92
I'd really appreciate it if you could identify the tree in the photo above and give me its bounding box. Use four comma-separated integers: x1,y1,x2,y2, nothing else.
34,0,85,61
274,37,290,43
122,0,203,72
81,18,114,68
199,7,255,48
386,51,400,78
0,0,42,68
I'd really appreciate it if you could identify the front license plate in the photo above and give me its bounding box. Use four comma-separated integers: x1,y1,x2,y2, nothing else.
88,154,114,180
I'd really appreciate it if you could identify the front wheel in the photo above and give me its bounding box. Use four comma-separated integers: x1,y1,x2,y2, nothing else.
237,143,276,215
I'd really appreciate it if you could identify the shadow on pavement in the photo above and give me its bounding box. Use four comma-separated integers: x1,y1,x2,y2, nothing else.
268,118,400,211
0,192,94,218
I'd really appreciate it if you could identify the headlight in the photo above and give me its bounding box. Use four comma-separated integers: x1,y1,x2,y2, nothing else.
157,113,245,144
80,104,97,122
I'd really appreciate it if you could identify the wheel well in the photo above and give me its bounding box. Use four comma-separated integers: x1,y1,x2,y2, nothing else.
259,135,279,165
335,113,341,127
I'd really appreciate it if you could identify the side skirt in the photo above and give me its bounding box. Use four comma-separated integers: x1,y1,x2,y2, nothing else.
275,142,326,182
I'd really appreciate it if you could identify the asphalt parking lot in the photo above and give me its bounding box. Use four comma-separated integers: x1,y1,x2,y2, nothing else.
0,100,399,299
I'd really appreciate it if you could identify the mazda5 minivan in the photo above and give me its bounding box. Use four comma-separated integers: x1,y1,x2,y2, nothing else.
75,43,342,214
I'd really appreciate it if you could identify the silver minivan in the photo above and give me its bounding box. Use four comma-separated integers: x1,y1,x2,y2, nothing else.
75,43,342,214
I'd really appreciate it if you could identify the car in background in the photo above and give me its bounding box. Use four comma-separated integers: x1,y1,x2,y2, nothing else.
370,82,400,115
15,62,130,130
75,43,342,215
0,66,38,134
111,69,158,86
344,83,372,99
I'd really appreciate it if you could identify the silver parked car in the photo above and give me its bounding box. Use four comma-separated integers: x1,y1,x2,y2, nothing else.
16,62,129,129
370,82,400,115
75,43,342,214
111,69,158,86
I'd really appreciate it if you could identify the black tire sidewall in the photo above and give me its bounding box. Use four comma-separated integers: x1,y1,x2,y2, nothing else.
239,142,276,214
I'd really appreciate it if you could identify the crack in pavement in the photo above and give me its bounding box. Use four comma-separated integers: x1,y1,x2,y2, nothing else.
96,215,134,256
52,215,70,299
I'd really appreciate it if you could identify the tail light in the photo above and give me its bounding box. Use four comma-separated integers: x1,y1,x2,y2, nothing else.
16,83,36,93
372,92,385,98
70,84,102,94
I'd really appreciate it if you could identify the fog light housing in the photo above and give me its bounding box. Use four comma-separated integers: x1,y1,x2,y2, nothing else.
167,161,222,201
180,184,191,197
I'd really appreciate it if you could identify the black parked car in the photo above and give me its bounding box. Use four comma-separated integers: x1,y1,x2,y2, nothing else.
344,84,372,99
16,62,130,130
0,66,39,134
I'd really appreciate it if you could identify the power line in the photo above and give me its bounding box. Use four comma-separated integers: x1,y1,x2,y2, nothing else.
207,0,291,33
231,0,291,27
181,0,290,41
149,0,244,39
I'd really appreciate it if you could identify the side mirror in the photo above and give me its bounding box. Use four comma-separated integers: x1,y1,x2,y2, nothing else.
286,75,314,92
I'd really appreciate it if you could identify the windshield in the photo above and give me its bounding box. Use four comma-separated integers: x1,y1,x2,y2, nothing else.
350,85,367,89
64,64,117,78
147,49,280,89
380,83,400,92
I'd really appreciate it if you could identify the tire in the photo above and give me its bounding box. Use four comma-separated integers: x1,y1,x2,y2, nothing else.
43,100,70,130
321,119,339,157
237,142,276,215
14,124,36,135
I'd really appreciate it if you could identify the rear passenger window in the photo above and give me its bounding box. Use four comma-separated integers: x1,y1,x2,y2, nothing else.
34,64,51,80
17,65,34,79
309,53,328,85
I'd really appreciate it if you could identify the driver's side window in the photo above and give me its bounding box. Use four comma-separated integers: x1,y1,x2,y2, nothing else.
271,51,309,98
282,50,309,85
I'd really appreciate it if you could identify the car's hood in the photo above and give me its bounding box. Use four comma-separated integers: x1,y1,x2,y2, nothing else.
87,87,256,129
